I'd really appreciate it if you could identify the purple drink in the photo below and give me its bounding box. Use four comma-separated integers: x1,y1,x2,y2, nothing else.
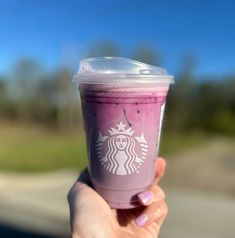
74,57,173,209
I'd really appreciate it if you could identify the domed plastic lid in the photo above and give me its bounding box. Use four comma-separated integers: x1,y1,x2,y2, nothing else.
73,57,174,84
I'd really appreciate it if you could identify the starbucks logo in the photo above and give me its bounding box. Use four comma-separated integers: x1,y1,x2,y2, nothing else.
96,122,148,175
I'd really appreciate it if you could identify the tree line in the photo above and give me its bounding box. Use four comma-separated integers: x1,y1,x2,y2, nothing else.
0,43,234,135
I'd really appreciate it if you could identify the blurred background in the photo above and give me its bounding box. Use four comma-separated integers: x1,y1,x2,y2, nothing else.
0,1,234,238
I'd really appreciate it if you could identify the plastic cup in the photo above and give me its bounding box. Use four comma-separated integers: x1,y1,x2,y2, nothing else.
73,57,174,209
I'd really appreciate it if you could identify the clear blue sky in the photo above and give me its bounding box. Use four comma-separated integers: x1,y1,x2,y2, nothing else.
0,0,235,77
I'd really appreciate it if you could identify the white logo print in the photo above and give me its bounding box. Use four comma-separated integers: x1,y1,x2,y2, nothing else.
96,122,148,175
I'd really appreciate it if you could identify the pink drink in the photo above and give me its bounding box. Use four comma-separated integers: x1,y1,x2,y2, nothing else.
74,58,173,209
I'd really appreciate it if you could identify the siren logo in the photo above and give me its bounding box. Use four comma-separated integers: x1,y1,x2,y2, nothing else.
96,122,148,175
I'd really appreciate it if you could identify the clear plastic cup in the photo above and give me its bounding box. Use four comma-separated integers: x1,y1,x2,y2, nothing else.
73,57,174,209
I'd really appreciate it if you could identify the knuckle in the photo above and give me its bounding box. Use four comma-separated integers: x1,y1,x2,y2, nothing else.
72,233,80,238
67,187,73,202
67,184,77,202
158,187,166,200
162,201,168,216
153,201,168,218
152,185,165,200
67,182,87,203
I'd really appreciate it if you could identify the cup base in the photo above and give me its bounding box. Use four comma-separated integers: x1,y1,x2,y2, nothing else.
92,179,151,209
107,200,141,209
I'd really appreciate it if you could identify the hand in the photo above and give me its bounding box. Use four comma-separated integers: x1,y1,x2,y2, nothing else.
67,158,168,238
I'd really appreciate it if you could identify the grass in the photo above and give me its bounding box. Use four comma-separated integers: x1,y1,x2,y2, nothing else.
0,122,87,172
0,121,209,172
160,132,209,155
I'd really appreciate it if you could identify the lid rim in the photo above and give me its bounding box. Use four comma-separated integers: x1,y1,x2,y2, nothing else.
73,78,174,85
74,57,174,84
73,75,174,84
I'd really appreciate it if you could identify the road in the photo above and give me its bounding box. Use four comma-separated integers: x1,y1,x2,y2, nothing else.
0,137,234,238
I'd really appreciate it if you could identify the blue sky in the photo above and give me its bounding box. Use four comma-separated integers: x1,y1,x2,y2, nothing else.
0,0,235,77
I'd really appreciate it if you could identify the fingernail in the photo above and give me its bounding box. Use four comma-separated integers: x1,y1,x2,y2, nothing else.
138,191,153,205
136,214,148,227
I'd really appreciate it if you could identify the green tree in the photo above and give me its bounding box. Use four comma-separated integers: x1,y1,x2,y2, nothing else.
133,45,161,65
165,54,197,132
11,59,42,121
86,41,119,57
56,68,79,130
0,77,7,117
